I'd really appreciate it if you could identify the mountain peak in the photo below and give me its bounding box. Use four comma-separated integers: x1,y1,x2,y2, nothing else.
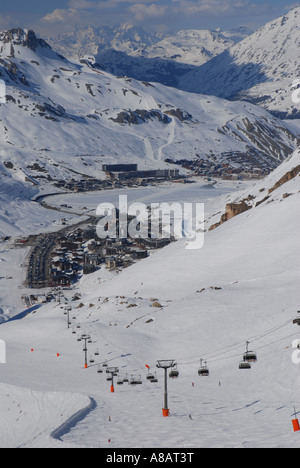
0,28,52,53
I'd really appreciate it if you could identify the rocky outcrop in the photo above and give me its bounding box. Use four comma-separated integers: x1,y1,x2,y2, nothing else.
268,164,300,194
209,201,251,231
110,109,171,125
0,29,51,52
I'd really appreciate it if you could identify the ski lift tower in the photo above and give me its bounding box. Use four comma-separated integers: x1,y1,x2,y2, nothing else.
157,360,176,417
106,367,119,393
81,334,91,369
64,306,72,329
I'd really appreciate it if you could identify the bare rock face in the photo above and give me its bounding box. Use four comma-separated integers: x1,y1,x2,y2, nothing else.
268,164,300,194
209,201,251,231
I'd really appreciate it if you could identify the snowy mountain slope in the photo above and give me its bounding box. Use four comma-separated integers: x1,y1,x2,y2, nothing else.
0,28,299,191
0,151,299,447
179,7,300,119
0,382,90,448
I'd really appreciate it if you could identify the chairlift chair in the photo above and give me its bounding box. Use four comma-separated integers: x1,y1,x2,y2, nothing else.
243,342,257,363
146,370,155,380
239,361,251,370
169,364,179,379
136,375,143,385
198,360,209,377
130,376,137,386
293,312,300,326
97,365,103,374
150,372,158,383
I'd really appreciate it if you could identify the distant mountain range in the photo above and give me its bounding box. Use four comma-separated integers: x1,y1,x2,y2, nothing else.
46,24,253,66
46,9,300,120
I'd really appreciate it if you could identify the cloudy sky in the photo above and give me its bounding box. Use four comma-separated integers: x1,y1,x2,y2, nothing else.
1,0,300,36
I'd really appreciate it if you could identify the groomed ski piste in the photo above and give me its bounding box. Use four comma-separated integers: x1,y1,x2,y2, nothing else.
0,150,299,448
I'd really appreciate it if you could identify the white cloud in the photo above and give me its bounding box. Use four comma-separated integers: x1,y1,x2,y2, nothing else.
41,8,78,24
129,3,168,21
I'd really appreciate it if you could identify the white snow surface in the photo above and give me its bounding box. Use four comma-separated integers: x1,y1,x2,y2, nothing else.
0,151,299,448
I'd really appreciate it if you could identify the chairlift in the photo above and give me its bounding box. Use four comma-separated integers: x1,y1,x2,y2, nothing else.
123,374,129,383
103,361,108,368
94,349,100,356
130,375,142,385
146,370,155,380
243,342,257,363
136,375,143,385
169,364,179,379
198,359,209,377
97,365,103,374
150,372,158,383
130,376,137,386
239,361,251,370
293,311,300,326
117,377,124,385
89,355,95,364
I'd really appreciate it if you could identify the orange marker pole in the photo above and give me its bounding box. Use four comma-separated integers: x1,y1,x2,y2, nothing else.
292,419,300,432
292,407,300,432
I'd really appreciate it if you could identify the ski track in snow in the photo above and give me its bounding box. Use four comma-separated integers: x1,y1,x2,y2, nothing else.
157,117,176,161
